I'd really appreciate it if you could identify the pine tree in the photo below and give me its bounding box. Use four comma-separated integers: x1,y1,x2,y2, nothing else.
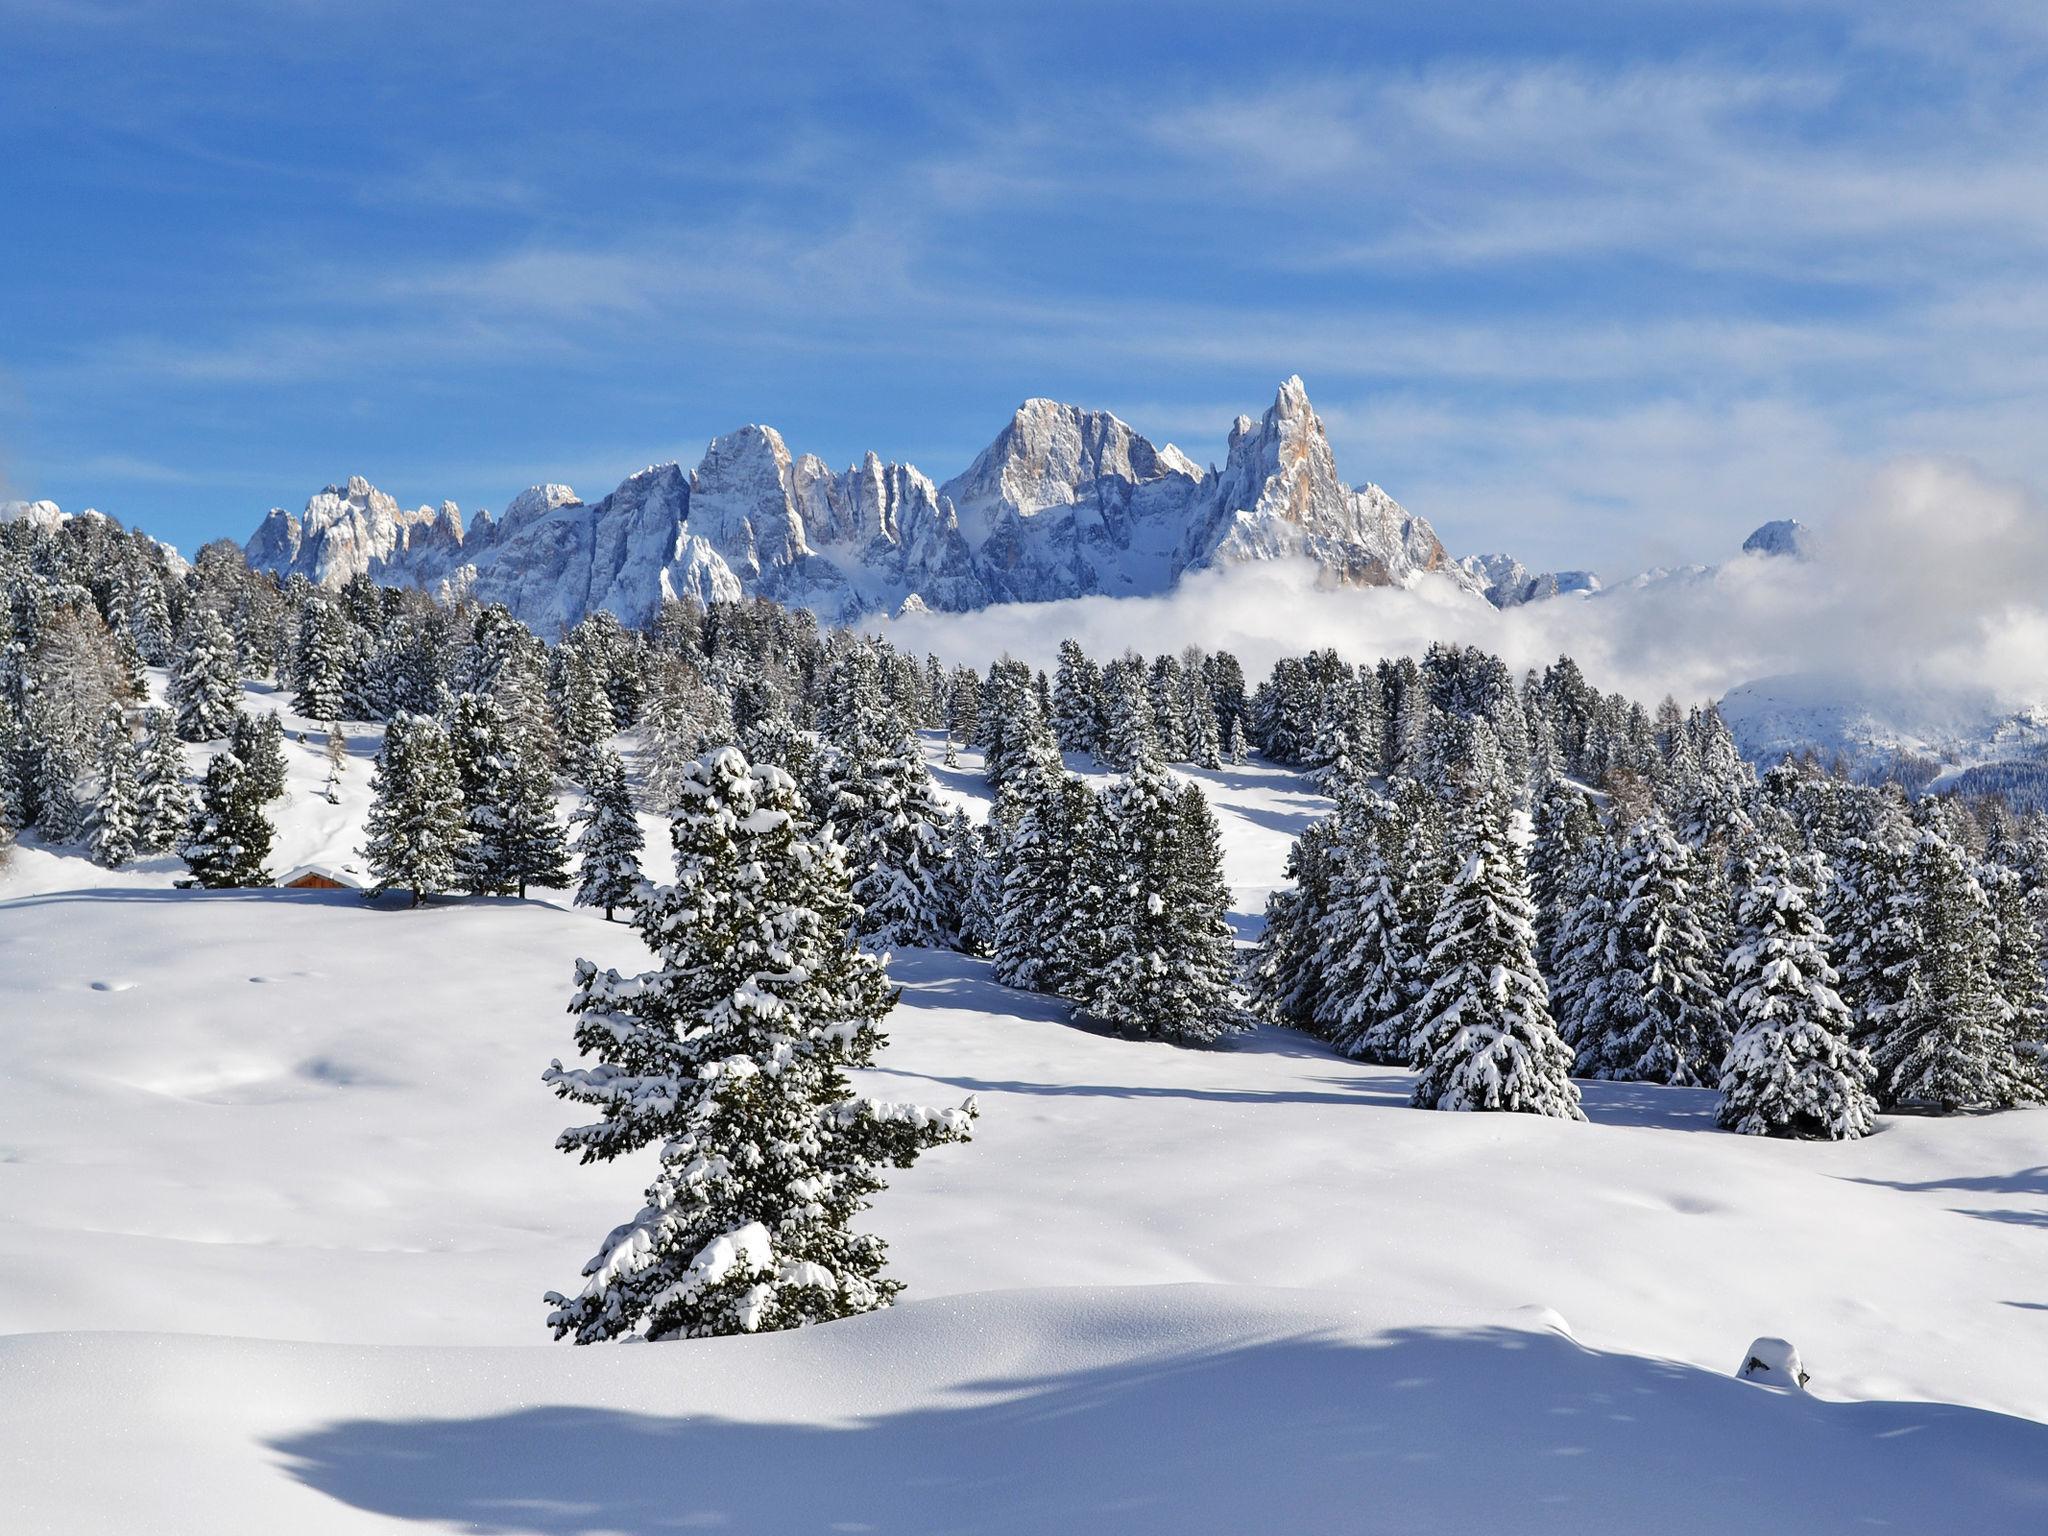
1099,657,1157,771
1051,638,1104,757
1552,821,1626,1072
836,734,960,952
321,721,347,804
492,733,572,898
1316,789,1424,1063
293,601,351,720
1090,755,1245,1044
571,748,644,921
1868,828,2012,1111
1986,864,2048,1102
228,710,288,805
1410,801,1583,1118
134,707,193,854
180,749,274,888
170,605,241,742
990,762,1107,997
1529,777,1598,978
362,713,472,906
1717,838,1876,1139
1148,655,1191,763
1579,815,1730,1085
543,746,975,1342
551,644,614,777
85,708,140,867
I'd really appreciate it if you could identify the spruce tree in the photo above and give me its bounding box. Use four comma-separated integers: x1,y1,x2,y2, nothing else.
1410,800,1583,1118
1580,815,1730,1085
321,720,347,804
1986,864,2048,1102
1552,821,1626,1073
496,738,572,898
1717,838,1876,1139
1868,828,2012,1111
1052,638,1104,757
571,748,644,921
362,713,472,906
229,710,288,805
543,746,975,1342
1099,658,1158,772
293,602,351,720
85,708,141,867
1091,755,1245,1044
134,707,193,854
180,749,274,888
837,734,959,952
170,605,241,742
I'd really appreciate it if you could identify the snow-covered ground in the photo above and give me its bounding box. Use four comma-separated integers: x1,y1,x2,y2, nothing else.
3,690,2047,1531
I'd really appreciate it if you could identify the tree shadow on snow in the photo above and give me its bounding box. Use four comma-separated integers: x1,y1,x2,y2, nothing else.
267,1323,2048,1536
1843,1166,2048,1199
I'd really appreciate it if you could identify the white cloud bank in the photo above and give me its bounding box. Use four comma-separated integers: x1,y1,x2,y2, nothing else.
880,457,2048,716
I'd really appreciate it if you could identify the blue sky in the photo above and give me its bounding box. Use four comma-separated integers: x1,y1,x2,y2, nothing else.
5,0,2047,573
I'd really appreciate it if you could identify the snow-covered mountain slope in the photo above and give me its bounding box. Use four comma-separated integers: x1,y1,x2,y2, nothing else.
4,686,2048,1530
241,378,1478,630
1455,550,1602,606
1720,672,2048,782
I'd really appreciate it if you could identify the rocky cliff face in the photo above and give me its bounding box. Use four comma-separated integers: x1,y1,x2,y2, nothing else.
245,377,1481,629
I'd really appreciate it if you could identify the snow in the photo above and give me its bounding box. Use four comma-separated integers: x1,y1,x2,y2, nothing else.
4,694,2048,1529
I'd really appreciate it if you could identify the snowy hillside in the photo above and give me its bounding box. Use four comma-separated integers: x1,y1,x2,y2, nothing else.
240,378,1476,630
4,686,2048,1531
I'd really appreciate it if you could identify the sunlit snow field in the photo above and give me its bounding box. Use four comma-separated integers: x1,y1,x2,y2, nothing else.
2,687,2046,1532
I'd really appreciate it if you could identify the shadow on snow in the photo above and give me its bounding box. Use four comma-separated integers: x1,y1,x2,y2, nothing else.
267,1323,2048,1535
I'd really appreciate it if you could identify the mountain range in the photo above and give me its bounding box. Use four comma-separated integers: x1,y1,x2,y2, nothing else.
242,377,1503,633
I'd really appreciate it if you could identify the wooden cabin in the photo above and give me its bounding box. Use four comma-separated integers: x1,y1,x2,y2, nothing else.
276,864,364,892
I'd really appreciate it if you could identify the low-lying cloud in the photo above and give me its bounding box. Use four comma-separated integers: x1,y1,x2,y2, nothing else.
881,457,2048,717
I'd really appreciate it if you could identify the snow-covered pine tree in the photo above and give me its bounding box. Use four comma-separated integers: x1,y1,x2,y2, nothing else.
550,643,614,778
1148,654,1191,763
1985,863,2048,1103
1184,664,1223,769
978,659,1056,789
1579,814,1730,1085
1716,837,1875,1140
1529,775,1599,980
321,720,347,804
832,730,960,953
1867,827,2013,1111
180,749,274,888
570,748,644,921
491,731,571,899
990,761,1110,997
542,745,975,1342
1314,788,1424,1063
85,708,140,867
228,710,288,805
134,707,193,854
292,601,351,721
946,809,1002,956
1099,656,1158,772
945,665,982,752
1052,638,1105,757
1410,797,1583,1118
1824,790,1917,1059
1249,817,1339,1028
169,605,241,742
1551,818,1626,1073
1091,753,1245,1044
362,712,472,906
